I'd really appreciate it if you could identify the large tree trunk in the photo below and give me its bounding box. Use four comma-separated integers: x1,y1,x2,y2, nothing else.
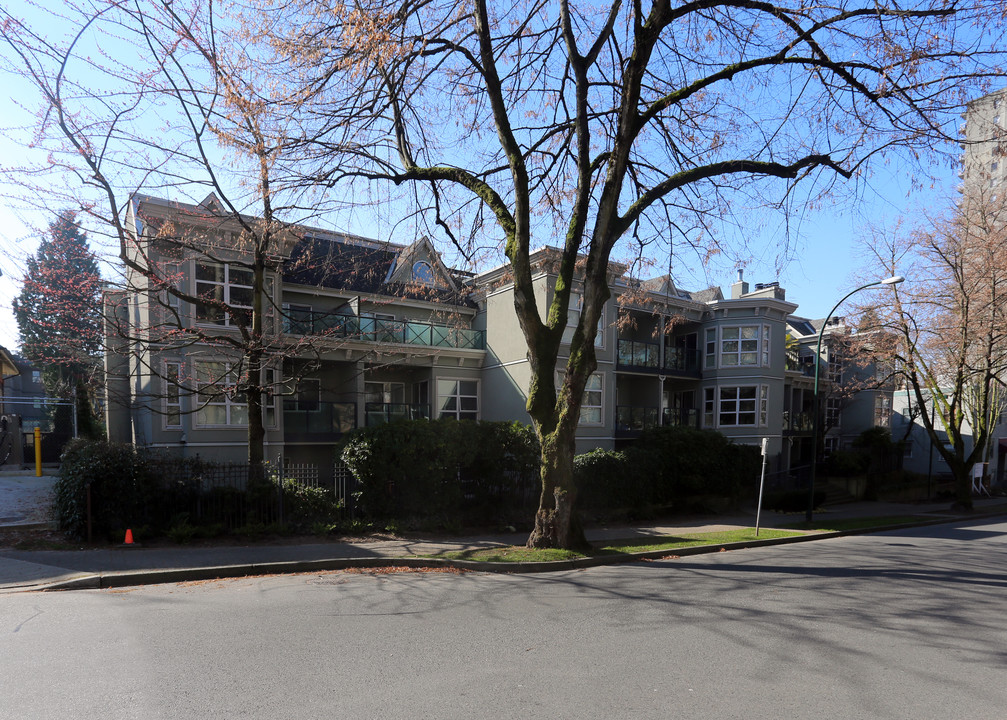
526,412,590,550
952,466,974,512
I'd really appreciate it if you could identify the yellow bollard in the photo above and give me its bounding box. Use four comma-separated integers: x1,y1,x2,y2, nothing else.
34,427,41,477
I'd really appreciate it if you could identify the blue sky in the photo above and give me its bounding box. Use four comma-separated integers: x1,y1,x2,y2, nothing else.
0,0,970,355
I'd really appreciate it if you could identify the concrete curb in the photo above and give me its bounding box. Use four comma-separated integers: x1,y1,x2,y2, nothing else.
31,506,1007,591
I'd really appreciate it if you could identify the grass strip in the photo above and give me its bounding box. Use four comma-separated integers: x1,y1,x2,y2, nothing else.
420,528,805,563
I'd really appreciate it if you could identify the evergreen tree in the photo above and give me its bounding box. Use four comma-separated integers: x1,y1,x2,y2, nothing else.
13,211,102,437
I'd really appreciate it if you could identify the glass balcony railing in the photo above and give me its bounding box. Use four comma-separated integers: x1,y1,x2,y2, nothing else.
783,411,815,433
283,401,356,436
284,311,484,351
662,346,701,374
617,339,659,370
365,402,430,427
662,407,700,428
615,405,660,433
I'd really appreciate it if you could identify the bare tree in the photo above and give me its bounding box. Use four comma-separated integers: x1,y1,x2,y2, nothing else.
858,184,1007,509
262,0,1003,547
0,0,314,468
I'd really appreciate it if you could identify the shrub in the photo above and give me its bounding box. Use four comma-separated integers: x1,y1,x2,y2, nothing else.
281,481,342,527
340,419,539,527
56,438,159,540
634,426,762,504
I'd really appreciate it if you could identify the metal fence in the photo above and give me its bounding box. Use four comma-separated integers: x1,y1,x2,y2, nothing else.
0,398,77,467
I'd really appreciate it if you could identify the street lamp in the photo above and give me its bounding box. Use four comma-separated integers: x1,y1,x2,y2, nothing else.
806,275,905,522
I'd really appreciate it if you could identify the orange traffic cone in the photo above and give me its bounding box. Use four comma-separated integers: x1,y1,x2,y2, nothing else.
124,528,134,545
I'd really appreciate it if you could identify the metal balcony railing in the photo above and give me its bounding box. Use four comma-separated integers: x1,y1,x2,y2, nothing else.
284,311,484,351
283,401,357,437
365,402,431,427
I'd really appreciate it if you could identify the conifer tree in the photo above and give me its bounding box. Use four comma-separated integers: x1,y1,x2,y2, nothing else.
13,211,102,437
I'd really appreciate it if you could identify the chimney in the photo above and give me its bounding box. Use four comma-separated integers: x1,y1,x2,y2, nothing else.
730,268,749,299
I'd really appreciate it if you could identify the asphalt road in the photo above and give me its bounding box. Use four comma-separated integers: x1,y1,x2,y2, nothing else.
3,517,1006,719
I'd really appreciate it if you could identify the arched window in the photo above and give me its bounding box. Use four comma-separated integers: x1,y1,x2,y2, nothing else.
412,260,434,285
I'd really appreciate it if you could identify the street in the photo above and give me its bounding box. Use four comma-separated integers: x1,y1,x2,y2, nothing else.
3,517,1006,719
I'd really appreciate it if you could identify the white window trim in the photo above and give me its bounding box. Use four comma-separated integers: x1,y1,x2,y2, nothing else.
705,384,770,428
706,325,772,369
194,362,277,429
164,360,183,429
194,262,274,328
557,371,605,427
562,293,605,349
436,377,480,421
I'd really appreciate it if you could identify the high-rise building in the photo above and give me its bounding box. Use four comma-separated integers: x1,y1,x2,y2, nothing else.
960,88,1007,192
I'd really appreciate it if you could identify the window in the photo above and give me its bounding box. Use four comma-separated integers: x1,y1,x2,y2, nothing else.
562,293,604,348
827,354,842,383
719,386,758,426
195,362,276,427
825,397,842,428
708,325,772,368
31,370,40,385
195,262,271,327
823,436,840,457
365,381,405,406
293,379,320,412
412,260,434,285
580,374,603,425
874,395,891,428
162,263,181,312
706,385,770,427
164,361,182,428
437,379,479,420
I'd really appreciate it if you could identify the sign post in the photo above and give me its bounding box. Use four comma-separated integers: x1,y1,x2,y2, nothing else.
756,437,769,537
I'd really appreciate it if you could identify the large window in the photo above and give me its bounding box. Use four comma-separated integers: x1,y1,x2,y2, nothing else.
195,362,276,427
705,325,772,368
704,385,769,428
195,262,272,327
437,379,479,420
719,386,758,426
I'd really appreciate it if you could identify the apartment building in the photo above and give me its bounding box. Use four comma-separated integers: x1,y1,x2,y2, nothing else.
105,194,893,482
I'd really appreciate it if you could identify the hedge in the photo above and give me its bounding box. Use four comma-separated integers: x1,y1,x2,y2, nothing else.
340,419,539,528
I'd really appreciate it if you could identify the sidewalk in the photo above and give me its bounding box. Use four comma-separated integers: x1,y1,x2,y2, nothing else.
2,477,1005,592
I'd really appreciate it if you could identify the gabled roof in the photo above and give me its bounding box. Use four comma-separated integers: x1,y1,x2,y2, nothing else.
686,286,724,303
283,235,475,307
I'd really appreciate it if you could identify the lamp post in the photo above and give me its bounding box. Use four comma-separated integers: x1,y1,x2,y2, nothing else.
806,275,905,522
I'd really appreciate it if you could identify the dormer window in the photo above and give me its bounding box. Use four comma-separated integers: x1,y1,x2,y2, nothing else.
412,260,434,285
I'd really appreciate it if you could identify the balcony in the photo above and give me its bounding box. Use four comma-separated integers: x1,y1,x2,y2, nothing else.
616,339,659,371
662,407,700,428
284,311,484,350
615,405,660,436
783,410,815,433
283,401,356,440
365,402,430,426
786,350,818,377
663,346,701,375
